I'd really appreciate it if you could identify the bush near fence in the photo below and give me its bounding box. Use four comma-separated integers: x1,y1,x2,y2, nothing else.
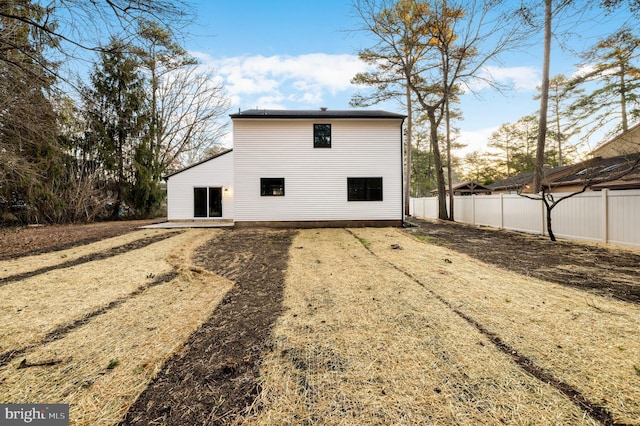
410,189,640,249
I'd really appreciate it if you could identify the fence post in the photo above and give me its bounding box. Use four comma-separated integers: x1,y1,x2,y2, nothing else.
472,195,476,225
602,189,609,244
499,194,504,229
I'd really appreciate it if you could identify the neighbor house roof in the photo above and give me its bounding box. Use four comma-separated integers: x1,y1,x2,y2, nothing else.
488,154,640,192
163,148,233,180
229,109,406,119
430,181,492,195
589,122,640,158
552,153,640,191
488,165,572,192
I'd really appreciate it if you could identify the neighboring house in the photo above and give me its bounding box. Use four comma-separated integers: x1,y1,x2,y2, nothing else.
165,109,406,227
488,124,640,194
551,152,640,191
430,181,492,196
487,126,640,194
589,122,640,158
488,154,640,194
488,165,573,194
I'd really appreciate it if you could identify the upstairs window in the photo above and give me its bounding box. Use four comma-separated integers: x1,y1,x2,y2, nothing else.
261,178,285,196
348,177,383,201
314,124,331,148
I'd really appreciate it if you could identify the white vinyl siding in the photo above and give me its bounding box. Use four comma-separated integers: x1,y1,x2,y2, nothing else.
233,119,402,222
166,151,234,220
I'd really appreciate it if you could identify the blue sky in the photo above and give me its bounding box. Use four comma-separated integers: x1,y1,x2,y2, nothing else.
186,0,633,156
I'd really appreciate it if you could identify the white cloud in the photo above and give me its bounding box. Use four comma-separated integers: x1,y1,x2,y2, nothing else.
469,66,540,92
192,52,370,109
456,126,500,157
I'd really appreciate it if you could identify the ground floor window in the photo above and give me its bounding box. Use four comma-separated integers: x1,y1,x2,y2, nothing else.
347,177,383,201
261,178,285,196
194,187,223,217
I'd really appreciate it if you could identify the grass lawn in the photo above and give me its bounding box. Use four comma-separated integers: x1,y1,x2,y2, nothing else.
1,226,638,425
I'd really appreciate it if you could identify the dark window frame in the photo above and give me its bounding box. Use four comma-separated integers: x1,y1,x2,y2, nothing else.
260,178,285,196
347,177,383,201
313,123,331,148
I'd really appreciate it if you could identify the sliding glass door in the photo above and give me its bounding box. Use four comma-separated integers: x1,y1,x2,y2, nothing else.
194,187,222,218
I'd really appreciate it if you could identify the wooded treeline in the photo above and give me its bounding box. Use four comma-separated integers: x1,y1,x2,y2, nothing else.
0,1,229,224
2,1,639,225
352,0,640,218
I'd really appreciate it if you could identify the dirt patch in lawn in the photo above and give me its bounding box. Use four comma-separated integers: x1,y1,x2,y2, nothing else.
120,228,296,425
406,218,640,304
0,219,159,260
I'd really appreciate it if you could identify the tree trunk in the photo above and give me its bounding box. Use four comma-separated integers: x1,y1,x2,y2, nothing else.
544,199,556,242
446,94,454,221
533,0,552,193
428,108,448,220
404,84,412,217
555,85,563,167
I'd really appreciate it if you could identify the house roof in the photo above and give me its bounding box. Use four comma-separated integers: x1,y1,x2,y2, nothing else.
229,108,406,120
488,165,572,191
431,181,492,194
488,154,640,192
163,148,233,180
552,153,640,190
589,121,640,158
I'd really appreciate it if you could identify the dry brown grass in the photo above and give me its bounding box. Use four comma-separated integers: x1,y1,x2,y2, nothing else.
2,226,638,425
0,229,233,425
0,228,172,279
250,228,603,425
0,230,190,350
352,227,640,425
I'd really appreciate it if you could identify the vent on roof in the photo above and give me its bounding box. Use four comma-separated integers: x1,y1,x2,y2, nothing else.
320,107,327,111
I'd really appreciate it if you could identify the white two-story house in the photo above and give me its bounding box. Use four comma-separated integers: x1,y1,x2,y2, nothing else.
165,109,406,227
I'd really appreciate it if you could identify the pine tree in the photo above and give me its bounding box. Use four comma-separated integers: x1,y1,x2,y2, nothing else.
0,0,65,223
83,39,149,218
567,28,640,139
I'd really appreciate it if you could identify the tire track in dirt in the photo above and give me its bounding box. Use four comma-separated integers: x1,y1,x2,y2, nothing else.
0,271,178,368
345,229,630,426
0,232,182,287
120,229,296,426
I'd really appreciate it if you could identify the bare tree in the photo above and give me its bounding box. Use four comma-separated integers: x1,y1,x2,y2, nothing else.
0,1,189,53
351,0,431,217
134,20,230,176
353,0,525,220
154,66,230,173
531,0,553,194
524,0,640,192
410,0,526,219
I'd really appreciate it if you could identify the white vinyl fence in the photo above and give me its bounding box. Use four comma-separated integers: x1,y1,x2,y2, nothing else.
410,189,640,249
